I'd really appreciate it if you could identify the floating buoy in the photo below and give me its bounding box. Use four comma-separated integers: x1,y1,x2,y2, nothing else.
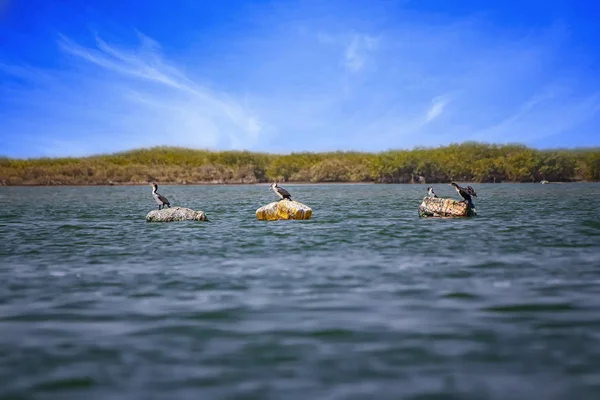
146,207,209,222
418,197,476,218
256,200,312,221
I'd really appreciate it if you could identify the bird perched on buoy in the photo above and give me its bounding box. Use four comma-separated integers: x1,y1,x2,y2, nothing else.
269,182,292,201
427,186,438,198
151,183,171,210
449,182,476,207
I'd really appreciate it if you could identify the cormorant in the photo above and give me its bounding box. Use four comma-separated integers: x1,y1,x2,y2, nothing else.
449,182,476,207
427,186,438,198
269,182,292,201
151,183,171,210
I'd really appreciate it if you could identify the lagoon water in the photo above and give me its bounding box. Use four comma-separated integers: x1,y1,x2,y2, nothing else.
1,183,600,399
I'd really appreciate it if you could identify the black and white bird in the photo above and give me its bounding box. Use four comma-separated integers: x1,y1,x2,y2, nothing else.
151,183,171,210
269,182,292,201
449,182,477,207
427,186,438,198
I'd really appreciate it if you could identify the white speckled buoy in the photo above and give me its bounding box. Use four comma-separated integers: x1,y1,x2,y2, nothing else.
146,207,209,222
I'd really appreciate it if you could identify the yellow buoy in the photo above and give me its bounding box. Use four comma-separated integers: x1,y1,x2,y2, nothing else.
256,200,312,221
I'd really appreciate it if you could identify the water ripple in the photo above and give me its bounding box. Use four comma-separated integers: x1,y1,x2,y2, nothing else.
1,183,600,399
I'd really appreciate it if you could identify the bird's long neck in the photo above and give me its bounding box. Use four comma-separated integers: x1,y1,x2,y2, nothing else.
152,187,157,194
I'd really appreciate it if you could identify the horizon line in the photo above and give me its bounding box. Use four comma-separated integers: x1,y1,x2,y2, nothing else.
2,141,600,160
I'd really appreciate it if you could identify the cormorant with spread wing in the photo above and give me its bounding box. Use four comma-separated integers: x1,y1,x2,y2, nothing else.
269,182,292,201
151,183,171,210
427,186,438,198
449,182,477,207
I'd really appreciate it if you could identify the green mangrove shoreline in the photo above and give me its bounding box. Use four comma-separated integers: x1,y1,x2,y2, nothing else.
1,142,599,186
0,181,586,187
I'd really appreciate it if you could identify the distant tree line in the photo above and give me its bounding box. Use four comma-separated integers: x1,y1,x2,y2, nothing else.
1,142,599,185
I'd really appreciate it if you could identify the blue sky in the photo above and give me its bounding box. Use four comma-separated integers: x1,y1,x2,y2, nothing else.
1,0,600,158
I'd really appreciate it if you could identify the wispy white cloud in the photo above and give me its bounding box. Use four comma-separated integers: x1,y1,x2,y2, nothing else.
62,33,263,143
1,32,263,156
343,33,379,72
425,96,449,122
471,90,600,143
